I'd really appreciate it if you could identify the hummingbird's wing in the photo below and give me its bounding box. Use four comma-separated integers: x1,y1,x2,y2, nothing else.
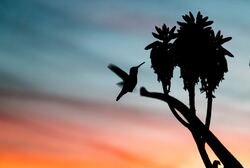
108,64,128,80
116,81,124,87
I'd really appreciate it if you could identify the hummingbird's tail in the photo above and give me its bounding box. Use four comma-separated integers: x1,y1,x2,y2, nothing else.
116,90,126,101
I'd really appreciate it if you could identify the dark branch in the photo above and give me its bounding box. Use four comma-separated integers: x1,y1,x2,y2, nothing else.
141,87,212,167
140,87,243,168
205,90,213,129
141,87,190,128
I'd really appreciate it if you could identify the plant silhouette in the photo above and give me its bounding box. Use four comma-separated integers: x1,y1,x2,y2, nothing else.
212,160,221,168
145,24,176,94
109,11,243,168
143,11,242,168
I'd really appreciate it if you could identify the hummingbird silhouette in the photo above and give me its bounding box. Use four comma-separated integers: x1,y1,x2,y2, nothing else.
108,62,145,101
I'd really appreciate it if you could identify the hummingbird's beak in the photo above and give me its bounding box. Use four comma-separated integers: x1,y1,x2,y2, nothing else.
137,62,145,68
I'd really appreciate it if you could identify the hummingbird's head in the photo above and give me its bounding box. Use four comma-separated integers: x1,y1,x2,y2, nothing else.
130,62,145,74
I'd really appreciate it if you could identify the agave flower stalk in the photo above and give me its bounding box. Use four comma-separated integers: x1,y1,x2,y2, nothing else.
144,11,237,168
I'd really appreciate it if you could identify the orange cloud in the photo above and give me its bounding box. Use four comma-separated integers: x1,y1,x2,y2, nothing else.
0,89,249,168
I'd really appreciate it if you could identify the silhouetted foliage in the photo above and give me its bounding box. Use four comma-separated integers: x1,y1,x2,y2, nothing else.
142,11,242,168
145,24,177,93
172,11,233,97
173,12,213,91
145,12,233,97
199,30,233,97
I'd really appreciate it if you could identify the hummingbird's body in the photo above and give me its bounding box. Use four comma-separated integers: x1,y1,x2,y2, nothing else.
108,62,145,101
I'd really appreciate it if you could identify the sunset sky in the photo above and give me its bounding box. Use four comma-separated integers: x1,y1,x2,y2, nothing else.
0,0,250,167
